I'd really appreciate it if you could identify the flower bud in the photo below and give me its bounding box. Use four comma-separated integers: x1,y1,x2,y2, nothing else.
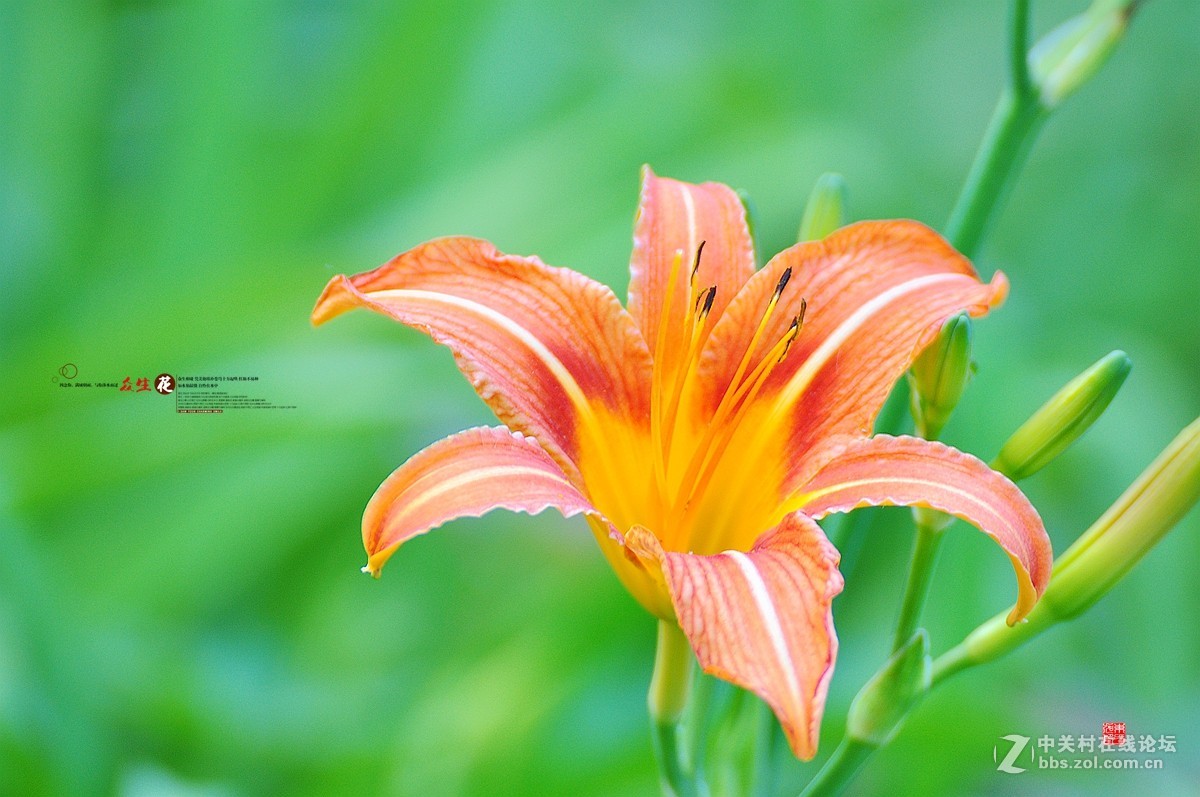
1046,414,1200,619
847,631,930,746
1029,0,1137,109
798,172,847,241
936,415,1200,680
908,314,973,440
993,350,1131,482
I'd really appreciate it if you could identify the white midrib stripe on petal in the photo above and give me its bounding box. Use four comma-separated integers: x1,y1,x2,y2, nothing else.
737,272,964,469
776,272,962,410
724,550,803,721
794,476,1033,567
795,477,996,521
368,287,651,527
369,288,597,421
384,465,580,532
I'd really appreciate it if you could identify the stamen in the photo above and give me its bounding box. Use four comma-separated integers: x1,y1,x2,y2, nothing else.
777,300,805,362
675,309,807,538
777,319,799,362
661,284,717,463
661,291,807,549
738,267,790,376
700,267,792,458
723,311,803,411
690,240,706,283
774,265,792,297
656,243,709,490
680,242,708,354
650,249,686,503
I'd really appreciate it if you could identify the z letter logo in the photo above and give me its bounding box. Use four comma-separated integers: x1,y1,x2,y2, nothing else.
995,734,1031,774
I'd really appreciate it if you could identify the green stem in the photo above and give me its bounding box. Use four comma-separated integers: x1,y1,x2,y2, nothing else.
1008,0,1033,95
929,640,974,687
685,670,717,787
891,0,1041,681
890,520,945,652
797,738,876,797
650,621,697,797
795,2,1139,795
944,0,1045,258
930,607,1044,687
751,698,777,797
653,718,696,797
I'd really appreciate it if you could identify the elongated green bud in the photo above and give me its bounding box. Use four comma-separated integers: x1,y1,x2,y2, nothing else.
935,415,1200,682
847,631,930,747
798,173,847,241
1029,0,1138,109
1048,414,1200,618
908,314,973,440
993,350,1131,481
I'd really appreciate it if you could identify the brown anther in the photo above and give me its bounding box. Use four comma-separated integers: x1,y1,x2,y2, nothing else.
696,285,717,317
778,315,802,362
774,266,793,298
690,240,707,281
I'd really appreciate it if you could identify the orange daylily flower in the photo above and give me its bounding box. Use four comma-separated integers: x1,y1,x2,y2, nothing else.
312,169,1052,760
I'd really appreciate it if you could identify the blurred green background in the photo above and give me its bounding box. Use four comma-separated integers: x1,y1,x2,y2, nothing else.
2,1,1198,795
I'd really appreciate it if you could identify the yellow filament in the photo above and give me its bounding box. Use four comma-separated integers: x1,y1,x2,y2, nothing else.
663,276,792,514
651,244,707,515
663,249,703,430
648,249,810,552
674,320,803,545
664,244,707,428
661,285,715,467
650,250,686,507
680,319,799,494
721,280,786,419
683,243,703,340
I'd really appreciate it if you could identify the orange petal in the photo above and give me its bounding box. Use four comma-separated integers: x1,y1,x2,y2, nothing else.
313,237,652,483
697,220,1005,488
627,168,756,376
793,435,1052,624
361,426,601,576
627,516,844,760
